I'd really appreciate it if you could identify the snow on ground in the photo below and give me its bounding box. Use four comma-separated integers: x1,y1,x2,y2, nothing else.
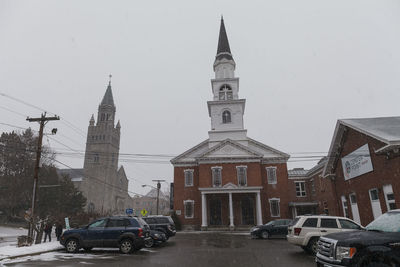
0,240,63,261
0,248,157,265
0,250,115,266
0,227,27,238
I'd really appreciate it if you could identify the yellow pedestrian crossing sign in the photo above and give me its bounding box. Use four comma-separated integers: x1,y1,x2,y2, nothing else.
141,209,148,217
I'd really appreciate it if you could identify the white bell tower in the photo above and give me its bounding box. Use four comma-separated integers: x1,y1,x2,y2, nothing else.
208,17,247,147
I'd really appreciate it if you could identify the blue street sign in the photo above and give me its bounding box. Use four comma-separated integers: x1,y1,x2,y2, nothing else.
126,208,134,215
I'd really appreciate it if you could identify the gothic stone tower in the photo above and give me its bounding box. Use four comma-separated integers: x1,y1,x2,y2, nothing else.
82,80,122,214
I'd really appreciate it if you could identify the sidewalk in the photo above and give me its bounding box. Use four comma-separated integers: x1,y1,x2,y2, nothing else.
0,241,63,262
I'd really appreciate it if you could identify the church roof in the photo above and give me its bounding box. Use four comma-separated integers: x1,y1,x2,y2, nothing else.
101,82,115,106
215,17,233,61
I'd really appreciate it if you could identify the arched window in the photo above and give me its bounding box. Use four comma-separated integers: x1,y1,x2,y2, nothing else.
222,110,231,123
219,84,233,100
100,113,105,121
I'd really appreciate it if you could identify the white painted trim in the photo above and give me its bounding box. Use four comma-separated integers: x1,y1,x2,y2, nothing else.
383,184,396,211
269,198,280,217
199,186,262,194
294,181,307,197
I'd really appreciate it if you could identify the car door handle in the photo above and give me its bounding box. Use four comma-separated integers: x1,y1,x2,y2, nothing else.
321,230,327,232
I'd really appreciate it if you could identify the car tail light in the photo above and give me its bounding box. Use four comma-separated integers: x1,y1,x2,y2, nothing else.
138,228,143,237
294,228,302,236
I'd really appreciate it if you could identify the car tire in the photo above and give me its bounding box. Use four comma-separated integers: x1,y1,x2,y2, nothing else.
307,237,319,255
65,238,79,253
261,231,269,239
144,238,154,248
119,239,134,254
83,247,93,252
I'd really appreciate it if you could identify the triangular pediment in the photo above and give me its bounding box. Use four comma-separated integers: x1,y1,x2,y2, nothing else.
200,139,262,159
223,182,238,189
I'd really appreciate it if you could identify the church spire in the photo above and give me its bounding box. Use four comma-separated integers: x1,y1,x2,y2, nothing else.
101,74,115,106
213,17,236,78
216,16,233,61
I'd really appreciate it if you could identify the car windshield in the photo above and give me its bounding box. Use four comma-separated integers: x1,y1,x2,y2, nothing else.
265,221,275,226
366,212,400,232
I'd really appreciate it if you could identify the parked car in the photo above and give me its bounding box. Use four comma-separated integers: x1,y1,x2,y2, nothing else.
60,216,150,254
251,219,293,239
142,215,176,239
287,215,363,255
144,230,167,248
316,210,400,267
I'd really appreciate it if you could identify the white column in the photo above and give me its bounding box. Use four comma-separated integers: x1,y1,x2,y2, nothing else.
201,193,208,228
229,192,234,228
256,192,263,225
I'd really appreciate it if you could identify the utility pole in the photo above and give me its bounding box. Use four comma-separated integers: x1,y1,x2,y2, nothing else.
27,113,59,238
152,179,165,215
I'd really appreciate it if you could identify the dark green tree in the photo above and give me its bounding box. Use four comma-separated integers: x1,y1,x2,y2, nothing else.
0,129,86,222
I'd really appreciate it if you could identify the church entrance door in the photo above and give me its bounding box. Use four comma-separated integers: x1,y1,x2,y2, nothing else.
209,198,222,225
241,196,255,225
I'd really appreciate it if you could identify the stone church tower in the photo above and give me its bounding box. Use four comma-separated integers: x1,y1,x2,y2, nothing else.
80,78,130,214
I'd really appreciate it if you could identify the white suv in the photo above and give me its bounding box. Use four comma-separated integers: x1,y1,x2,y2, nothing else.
286,215,363,255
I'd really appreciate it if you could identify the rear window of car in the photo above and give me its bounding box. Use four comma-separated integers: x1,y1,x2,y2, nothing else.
302,218,318,227
320,218,338,228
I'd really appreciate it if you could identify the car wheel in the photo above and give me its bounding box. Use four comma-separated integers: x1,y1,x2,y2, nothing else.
144,238,154,248
307,237,319,255
119,239,134,254
65,238,79,253
83,247,93,252
261,231,269,239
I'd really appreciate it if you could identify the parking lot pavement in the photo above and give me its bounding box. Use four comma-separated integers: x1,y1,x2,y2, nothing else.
1,232,316,267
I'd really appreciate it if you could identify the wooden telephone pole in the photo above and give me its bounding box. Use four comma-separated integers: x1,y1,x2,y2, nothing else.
27,113,59,238
152,179,165,215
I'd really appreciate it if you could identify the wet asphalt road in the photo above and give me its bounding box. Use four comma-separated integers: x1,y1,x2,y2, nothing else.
3,232,315,267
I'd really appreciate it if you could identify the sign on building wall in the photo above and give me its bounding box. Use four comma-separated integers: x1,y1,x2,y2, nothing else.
341,144,373,180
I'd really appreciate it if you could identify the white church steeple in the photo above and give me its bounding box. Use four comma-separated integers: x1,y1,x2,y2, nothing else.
208,18,247,147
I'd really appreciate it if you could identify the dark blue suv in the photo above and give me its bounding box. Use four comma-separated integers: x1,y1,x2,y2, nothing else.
60,216,150,254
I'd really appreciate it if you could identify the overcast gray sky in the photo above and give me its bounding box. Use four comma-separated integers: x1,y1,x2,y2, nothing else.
1,0,400,196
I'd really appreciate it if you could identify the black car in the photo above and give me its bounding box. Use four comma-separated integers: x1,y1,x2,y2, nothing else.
316,210,400,267
251,219,293,239
60,216,150,254
144,230,167,248
142,216,176,239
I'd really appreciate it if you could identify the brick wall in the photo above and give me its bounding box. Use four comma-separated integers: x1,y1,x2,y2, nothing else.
332,127,400,225
173,161,291,227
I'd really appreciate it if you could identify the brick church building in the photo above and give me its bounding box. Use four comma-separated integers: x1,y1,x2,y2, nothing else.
171,18,291,230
